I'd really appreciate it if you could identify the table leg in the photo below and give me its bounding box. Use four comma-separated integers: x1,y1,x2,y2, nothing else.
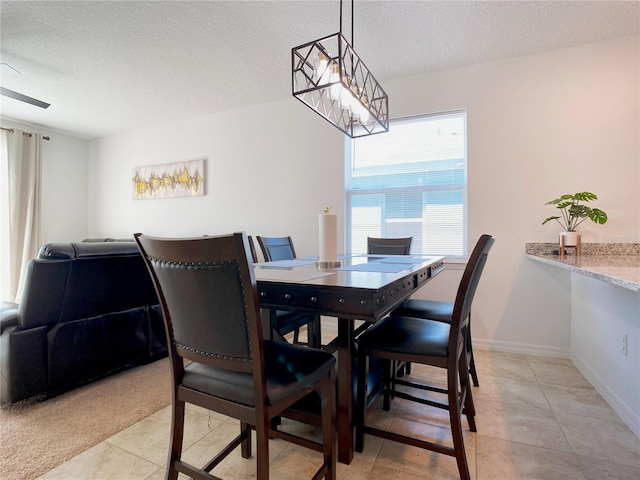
337,317,354,464
261,309,273,341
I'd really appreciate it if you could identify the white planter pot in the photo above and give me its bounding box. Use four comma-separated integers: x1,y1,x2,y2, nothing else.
560,231,579,247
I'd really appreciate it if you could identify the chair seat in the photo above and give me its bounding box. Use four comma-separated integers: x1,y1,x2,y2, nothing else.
182,340,336,407
358,316,450,357
392,299,452,323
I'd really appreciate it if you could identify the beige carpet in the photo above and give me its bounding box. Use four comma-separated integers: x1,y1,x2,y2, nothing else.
0,358,171,480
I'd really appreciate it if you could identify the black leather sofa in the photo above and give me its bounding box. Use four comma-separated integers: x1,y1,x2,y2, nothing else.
0,241,167,403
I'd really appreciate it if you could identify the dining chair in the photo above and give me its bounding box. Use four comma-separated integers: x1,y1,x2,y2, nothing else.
367,236,414,377
135,232,336,480
256,235,322,348
366,236,412,255
391,234,495,387
355,234,494,480
257,235,297,261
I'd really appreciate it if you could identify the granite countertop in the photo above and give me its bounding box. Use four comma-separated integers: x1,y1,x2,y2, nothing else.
525,243,640,292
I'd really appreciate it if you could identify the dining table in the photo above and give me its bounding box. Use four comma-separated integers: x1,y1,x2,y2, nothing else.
254,253,445,464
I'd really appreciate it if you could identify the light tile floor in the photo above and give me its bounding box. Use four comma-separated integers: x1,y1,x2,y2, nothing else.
38,349,640,480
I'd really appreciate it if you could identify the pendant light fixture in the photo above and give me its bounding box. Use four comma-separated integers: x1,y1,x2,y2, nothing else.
291,0,389,138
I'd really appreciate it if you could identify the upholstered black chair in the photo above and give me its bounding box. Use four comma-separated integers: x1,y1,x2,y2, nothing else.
257,235,298,261
366,236,412,255
256,235,321,348
367,236,414,377
135,232,336,480
391,234,494,387
355,234,494,480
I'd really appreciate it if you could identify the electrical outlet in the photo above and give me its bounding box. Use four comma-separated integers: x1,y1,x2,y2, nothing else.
621,333,628,356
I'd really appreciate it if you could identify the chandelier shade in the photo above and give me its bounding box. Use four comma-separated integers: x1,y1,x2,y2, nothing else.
291,21,388,138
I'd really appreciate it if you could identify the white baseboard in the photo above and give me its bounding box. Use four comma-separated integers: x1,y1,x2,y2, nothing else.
473,338,570,358
571,352,640,439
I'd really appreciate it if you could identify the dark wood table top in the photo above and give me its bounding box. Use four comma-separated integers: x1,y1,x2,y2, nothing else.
254,254,445,322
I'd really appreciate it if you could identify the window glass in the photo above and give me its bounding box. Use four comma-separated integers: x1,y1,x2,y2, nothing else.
345,110,467,259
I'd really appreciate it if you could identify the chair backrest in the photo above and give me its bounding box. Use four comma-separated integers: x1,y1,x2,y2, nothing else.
257,236,297,261
449,234,495,353
135,232,264,378
367,237,413,255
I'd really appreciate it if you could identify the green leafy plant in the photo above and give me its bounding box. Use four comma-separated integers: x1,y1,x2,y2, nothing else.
542,191,608,232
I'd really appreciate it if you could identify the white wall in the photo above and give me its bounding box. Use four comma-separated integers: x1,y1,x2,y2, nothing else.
0,119,89,243
571,274,640,437
88,100,345,248
84,35,639,355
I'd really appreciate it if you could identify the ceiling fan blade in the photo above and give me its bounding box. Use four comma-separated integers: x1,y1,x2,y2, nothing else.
1,87,50,109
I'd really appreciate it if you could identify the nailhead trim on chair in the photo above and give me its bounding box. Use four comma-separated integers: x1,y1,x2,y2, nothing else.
176,344,251,362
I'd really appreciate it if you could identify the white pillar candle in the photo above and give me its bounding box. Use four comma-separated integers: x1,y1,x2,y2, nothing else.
319,213,338,263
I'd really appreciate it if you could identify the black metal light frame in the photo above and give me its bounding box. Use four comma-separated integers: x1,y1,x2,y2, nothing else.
291,1,388,138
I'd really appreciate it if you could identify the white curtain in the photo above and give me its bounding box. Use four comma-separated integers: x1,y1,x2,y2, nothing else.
0,129,42,303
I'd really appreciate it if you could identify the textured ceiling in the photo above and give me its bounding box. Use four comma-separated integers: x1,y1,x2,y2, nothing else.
1,1,638,139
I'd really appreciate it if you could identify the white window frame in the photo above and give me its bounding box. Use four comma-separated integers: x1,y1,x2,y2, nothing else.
344,110,468,261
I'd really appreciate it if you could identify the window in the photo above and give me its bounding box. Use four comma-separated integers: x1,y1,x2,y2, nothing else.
345,110,467,260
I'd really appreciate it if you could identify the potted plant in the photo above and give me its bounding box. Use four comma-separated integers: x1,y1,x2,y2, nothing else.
542,191,608,246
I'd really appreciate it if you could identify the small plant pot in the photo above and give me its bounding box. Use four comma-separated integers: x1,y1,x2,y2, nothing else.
559,231,581,256
559,231,579,246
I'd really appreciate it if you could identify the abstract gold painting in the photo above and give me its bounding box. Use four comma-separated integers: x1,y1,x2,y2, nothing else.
132,159,205,200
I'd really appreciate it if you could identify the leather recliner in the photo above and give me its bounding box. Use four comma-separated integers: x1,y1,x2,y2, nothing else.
0,241,167,403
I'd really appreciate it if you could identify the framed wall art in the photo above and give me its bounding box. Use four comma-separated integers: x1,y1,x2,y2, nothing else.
132,159,205,200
